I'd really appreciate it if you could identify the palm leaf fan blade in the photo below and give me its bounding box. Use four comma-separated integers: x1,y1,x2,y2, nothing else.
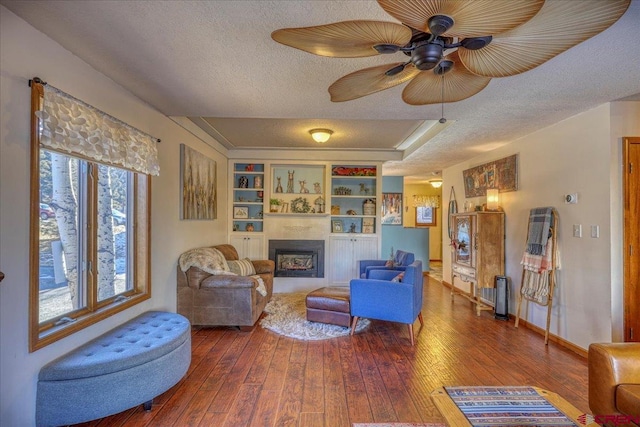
271,21,412,58
402,53,491,105
378,0,544,38
329,63,420,102
459,0,631,77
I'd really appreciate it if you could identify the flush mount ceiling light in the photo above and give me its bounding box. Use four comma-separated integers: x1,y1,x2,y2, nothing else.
429,179,443,188
309,128,333,143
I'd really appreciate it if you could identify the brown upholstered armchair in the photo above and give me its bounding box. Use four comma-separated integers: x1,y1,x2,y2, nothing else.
588,343,640,424
177,244,274,329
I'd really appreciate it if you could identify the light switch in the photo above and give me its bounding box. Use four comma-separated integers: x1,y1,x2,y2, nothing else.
591,225,600,238
573,224,582,238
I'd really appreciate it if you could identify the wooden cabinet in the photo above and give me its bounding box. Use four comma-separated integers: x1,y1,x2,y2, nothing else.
330,165,378,234
229,234,265,260
329,235,379,285
450,212,505,315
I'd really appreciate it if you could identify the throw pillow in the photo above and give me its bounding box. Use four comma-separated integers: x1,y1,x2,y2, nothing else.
227,258,256,276
391,272,404,282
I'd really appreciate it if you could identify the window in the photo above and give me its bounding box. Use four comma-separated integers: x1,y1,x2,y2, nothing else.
30,81,156,351
415,206,437,227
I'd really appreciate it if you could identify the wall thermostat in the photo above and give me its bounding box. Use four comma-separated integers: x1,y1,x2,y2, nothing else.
565,193,578,204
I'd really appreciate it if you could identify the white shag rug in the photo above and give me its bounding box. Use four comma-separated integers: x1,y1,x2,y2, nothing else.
260,292,369,340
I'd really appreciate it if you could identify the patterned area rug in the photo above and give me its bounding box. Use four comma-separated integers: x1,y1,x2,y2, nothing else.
445,386,578,426
260,292,369,340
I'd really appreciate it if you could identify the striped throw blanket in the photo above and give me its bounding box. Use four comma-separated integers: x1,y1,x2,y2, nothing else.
526,207,554,256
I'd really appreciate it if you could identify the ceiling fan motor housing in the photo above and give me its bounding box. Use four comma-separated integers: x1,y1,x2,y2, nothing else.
412,40,444,70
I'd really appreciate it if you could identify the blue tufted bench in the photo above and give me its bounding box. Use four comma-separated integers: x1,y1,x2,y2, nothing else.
36,311,191,426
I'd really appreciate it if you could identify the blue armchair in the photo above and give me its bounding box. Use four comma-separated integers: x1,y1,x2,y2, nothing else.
358,249,415,278
350,260,424,345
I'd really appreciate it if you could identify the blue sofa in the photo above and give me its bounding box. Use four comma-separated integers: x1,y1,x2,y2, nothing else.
358,249,415,278
350,260,424,345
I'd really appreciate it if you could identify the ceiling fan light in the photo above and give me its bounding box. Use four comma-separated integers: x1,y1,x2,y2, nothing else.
374,44,401,54
309,128,333,143
460,36,492,50
434,60,454,75
428,15,454,36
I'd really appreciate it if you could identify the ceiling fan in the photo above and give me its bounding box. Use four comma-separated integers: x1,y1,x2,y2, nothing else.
272,0,630,106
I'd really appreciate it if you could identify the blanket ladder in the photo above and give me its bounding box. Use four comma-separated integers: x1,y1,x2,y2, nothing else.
514,209,559,345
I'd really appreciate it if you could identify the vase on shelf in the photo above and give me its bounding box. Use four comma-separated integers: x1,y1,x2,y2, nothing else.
245,223,254,232
239,176,249,188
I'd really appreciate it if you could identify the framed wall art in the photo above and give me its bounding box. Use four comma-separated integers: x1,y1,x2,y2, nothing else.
381,193,402,225
332,220,343,233
233,206,249,219
180,144,217,220
463,154,518,198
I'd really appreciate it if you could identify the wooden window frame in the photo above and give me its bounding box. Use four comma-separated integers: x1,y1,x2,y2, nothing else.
415,206,437,227
29,83,151,352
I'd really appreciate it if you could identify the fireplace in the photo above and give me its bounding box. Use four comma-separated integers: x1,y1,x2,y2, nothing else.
268,240,324,278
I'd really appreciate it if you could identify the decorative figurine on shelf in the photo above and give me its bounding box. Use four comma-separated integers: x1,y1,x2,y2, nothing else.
245,223,254,232
253,176,262,188
314,182,322,194
359,183,368,195
245,164,254,171
363,199,376,216
299,180,309,193
349,223,357,233
286,170,295,193
275,177,283,193
314,196,325,213
239,176,249,188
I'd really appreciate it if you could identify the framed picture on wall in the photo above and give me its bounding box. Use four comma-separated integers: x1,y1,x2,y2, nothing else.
381,193,402,225
416,206,437,227
233,206,249,219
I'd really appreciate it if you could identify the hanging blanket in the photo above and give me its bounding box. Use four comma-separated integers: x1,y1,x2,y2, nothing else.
522,236,556,273
178,247,235,275
526,207,554,255
250,275,267,297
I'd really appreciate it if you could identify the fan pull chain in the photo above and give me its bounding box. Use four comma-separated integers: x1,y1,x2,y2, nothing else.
439,75,446,124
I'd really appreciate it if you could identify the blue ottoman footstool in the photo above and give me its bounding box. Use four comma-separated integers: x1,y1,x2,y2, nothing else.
36,311,191,426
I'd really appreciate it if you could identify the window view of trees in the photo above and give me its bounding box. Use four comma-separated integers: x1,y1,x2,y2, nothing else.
38,150,131,323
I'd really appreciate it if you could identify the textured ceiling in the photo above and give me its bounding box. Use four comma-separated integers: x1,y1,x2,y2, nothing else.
3,0,639,181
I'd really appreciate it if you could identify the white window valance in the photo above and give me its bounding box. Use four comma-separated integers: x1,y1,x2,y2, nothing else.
35,84,160,176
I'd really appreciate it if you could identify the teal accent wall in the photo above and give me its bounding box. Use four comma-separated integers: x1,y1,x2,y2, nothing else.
381,177,430,270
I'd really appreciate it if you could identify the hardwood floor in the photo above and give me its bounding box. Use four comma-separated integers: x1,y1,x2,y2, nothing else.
74,277,590,427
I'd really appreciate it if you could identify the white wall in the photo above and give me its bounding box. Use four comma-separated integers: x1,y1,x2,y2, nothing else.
442,101,640,350
0,8,228,426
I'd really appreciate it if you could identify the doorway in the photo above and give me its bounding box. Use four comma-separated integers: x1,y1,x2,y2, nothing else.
623,137,639,342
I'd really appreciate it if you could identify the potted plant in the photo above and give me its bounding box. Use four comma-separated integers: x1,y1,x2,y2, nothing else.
269,198,281,213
